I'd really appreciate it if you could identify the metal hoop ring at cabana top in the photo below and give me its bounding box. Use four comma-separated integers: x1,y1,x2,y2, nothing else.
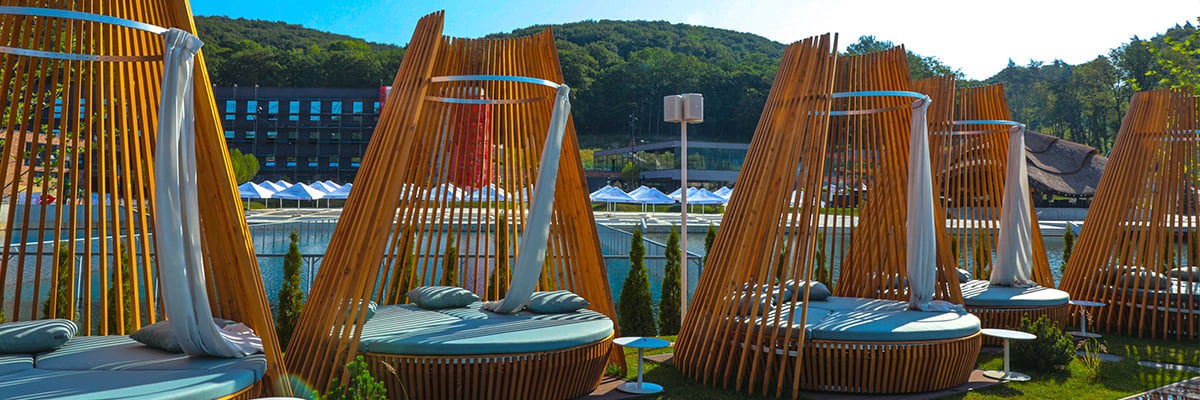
426,74,567,105
0,6,166,62
827,90,930,115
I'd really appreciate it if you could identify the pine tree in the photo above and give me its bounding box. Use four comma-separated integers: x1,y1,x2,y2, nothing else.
814,233,830,288
487,213,511,299
775,241,790,283
973,234,992,279
106,248,136,334
276,229,305,348
390,226,417,304
43,242,75,320
703,224,717,267
442,231,459,287
1062,228,1076,265
619,228,656,336
658,227,682,335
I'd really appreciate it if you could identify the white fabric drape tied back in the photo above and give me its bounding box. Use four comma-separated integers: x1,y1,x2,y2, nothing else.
906,96,943,311
991,124,1036,287
483,84,572,314
154,28,261,358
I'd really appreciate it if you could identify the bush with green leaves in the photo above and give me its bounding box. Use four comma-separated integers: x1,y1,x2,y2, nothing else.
973,234,992,279
619,228,656,337
1012,315,1074,373
658,227,681,335
1062,228,1076,265
43,242,76,320
487,213,510,299
703,224,716,266
389,226,417,304
316,356,387,400
277,229,305,348
106,248,136,334
814,233,830,288
442,231,459,287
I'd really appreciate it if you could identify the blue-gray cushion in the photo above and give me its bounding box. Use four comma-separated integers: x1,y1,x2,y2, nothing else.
960,280,1071,307
34,336,267,380
806,308,981,342
0,319,77,354
956,268,972,283
780,280,831,302
0,353,33,376
526,291,589,313
358,303,613,355
1168,267,1198,282
1120,270,1173,289
130,318,237,353
407,286,480,309
736,293,774,315
0,368,258,399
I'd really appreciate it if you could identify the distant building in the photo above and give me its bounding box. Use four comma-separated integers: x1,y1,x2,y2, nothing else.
215,86,382,183
590,140,749,190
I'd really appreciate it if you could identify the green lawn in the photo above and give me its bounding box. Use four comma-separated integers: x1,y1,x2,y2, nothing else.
613,334,1199,400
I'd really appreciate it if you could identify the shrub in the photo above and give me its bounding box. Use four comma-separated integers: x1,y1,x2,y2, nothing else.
1062,228,1075,265
1012,315,1074,372
619,228,656,336
973,234,992,279
775,241,789,283
487,213,511,299
277,229,305,348
658,227,681,335
43,242,76,320
814,233,830,288
704,224,717,265
317,355,387,400
106,248,136,334
442,231,459,287
389,226,417,304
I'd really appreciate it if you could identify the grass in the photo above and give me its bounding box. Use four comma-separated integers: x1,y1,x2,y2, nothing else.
610,334,1198,400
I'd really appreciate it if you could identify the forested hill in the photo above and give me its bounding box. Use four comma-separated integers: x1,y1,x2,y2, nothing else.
194,15,1200,150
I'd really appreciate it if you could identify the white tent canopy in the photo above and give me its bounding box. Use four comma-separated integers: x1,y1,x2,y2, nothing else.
324,183,353,200
466,184,508,202
308,181,337,194
260,181,287,192
237,182,274,199
272,183,327,201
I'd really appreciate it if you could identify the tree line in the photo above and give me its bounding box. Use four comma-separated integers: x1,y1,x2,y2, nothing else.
196,15,1200,153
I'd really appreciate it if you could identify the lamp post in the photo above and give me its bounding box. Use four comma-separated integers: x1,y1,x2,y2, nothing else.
664,93,702,318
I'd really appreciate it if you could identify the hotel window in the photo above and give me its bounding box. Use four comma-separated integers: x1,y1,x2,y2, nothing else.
265,155,276,167
245,131,256,140
374,102,380,113
329,156,339,168
224,130,235,139
351,157,361,168
307,157,318,167
331,101,342,121
289,101,300,121
286,157,297,167
330,131,340,142
352,101,363,122
309,131,320,141
288,131,299,140
246,100,257,120
310,102,320,121
267,131,278,140
225,100,236,120
352,132,362,142
267,100,279,121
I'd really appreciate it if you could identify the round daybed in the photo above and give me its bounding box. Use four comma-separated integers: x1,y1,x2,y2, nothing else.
0,335,266,399
357,302,614,400
960,279,1070,344
736,296,982,394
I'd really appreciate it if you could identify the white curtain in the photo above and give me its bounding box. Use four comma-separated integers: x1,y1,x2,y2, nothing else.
991,125,1035,287
483,85,571,313
154,28,261,357
906,97,938,311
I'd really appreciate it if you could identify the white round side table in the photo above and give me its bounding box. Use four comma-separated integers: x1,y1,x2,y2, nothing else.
1067,299,1105,339
981,328,1036,382
613,336,671,394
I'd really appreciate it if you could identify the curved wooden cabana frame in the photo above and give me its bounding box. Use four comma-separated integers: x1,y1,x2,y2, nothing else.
675,39,978,399
283,12,622,398
915,78,1068,339
1061,88,1199,340
0,0,287,397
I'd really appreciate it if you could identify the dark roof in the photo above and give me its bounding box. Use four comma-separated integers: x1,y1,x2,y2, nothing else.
1024,130,1107,198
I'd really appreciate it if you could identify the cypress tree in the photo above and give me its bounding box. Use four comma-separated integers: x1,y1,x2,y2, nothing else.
277,229,305,348
487,213,510,299
658,227,681,335
443,231,459,287
973,234,991,279
814,233,830,288
390,226,417,304
775,241,790,283
43,242,75,320
106,248,136,334
1062,228,1076,265
703,224,717,267
619,228,656,336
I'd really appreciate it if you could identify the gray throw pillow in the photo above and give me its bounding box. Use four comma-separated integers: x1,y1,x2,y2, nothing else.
130,318,237,353
0,319,78,354
779,280,831,302
407,286,480,309
526,290,590,313
1168,267,1199,282
956,268,972,283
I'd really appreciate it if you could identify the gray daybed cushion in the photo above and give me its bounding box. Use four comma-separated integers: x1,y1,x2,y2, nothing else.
34,335,267,380
797,297,980,342
780,280,831,301
1168,267,1198,282
358,302,613,355
0,353,33,375
956,268,972,283
526,290,589,313
130,318,237,353
0,368,259,400
0,319,78,354
407,286,480,309
960,279,1071,307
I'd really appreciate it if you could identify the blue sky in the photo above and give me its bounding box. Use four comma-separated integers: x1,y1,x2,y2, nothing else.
193,0,1199,80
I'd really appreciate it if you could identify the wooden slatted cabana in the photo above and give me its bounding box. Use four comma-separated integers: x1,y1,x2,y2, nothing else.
675,39,978,399
283,12,623,398
0,0,288,397
1060,88,1199,340
916,77,1068,338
